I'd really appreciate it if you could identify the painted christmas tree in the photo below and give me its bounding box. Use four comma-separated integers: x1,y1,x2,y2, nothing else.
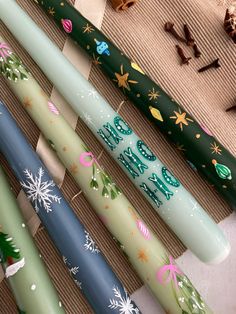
0,232,25,278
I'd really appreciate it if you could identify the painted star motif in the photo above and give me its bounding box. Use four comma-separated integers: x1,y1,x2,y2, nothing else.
170,108,194,131
138,249,148,262
82,23,95,33
23,97,32,108
92,53,102,66
81,112,94,126
114,65,138,91
69,163,78,174
48,6,55,16
148,88,160,101
210,142,222,155
176,143,186,151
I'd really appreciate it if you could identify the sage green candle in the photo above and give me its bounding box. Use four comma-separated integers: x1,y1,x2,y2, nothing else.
0,36,214,313
0,166,65,313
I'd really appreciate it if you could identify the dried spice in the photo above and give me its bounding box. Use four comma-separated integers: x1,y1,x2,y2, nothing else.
224,3,236,43
183,24,195,46
176,45,191,65
193,43,202,58
198,59,221,72
164,22,186,42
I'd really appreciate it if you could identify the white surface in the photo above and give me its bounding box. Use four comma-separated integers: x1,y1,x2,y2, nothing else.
131,212,236,313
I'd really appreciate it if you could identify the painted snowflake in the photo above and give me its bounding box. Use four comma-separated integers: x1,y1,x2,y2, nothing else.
62,256,82,289
109,287,140,314
77,88,99,100
20,167,61,213
84,230,100,254
74,279,82,290
69,266,79,276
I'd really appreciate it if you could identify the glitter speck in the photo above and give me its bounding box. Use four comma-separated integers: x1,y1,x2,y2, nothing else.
31,284,36,291
22,223,26,228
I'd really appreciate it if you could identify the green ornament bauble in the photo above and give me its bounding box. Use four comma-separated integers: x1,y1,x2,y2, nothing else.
212,159,232,180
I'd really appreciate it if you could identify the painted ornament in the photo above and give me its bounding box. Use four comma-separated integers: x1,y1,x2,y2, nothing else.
131,61,145,75
149,106,164,122
94,39,110,56
137,220,151,240
61,19,73,33
48,101,60,115
212,159,232,180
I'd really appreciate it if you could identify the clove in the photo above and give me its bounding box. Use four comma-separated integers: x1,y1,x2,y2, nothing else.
164,22,186,43
193,43,202,58
176,45,192,65
183,24,195,46
224,5,236,44
198,59,221,73
226,101,236,112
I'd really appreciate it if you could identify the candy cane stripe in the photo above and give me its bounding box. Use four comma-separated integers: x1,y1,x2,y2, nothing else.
48,101,60,115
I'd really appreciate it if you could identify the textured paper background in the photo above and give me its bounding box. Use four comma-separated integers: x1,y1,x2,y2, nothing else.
0,0,235,313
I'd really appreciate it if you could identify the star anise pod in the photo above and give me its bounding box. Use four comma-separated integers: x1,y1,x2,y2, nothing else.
224,3,236,43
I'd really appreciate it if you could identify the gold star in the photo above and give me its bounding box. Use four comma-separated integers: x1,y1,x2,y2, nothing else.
82,23,95,33
170,108,193,131
176,143,186,151
60,2,64,6
48,6,55,15
210,142,222,155
148,88,160,101
92,53,102,66
114,65,138,91
23,97,32,108
138,249,149,262
69,163,78,174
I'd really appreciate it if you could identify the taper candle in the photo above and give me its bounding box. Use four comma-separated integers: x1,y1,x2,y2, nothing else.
0,37,217,313
0,102,140,314
0,103,212,314
35,0,236,210
0,0,230,263
0,166,65,314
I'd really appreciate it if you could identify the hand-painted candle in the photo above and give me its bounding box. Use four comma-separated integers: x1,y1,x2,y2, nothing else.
35,0,236,210
0,104,212,314
0,0,230,264
0,102,139,314
0,166,65,314
0,39,216,312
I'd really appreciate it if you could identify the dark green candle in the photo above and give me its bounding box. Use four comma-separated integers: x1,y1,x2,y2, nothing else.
36,0,236,209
